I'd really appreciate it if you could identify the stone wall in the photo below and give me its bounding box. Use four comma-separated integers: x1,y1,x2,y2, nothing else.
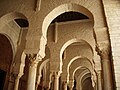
102,0,120,89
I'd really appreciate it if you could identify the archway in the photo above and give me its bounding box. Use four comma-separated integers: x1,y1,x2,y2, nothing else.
81,73,94,90
0,34,13,90
0,12,29,90
43,3,94,90
0,12,29,55
42,3,94,38
41,4,94,72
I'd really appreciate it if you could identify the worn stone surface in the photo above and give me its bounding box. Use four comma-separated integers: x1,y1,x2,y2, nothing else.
0,0,119,90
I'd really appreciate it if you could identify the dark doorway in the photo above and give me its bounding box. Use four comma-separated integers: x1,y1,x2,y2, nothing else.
0,69,6,90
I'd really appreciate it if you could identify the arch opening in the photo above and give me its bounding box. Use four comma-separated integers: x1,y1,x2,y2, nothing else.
0,34,13,89
42,3,94,38
15,19,29,28
60,39,93,64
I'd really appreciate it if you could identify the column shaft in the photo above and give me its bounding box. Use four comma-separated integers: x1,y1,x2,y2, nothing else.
53,72,61,90
14,76,20,90
27,62,38,90
63,82,67,90
36,75,42,90
68,81,74,90
97,71,102,90
96,45,113,90
53,75,59,90
102,59,113,90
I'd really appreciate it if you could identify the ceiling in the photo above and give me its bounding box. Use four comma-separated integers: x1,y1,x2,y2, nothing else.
52,11,89,23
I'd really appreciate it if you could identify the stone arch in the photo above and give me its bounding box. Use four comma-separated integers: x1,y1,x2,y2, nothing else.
42,3,94,38
41,4,94,72
73,67,89,80
81,73,92,89
0,33,13,89
41,3,94,59
68,57,93,80
39,59,50,76
68,57,96,87
74,67,89,80
36,59,50,87
0,12,29,56
62,39,93,66
0,12,29,89
0,33,15,58
61,39,94,82
81,73,91,85
0,12,28,28
76,69,90,90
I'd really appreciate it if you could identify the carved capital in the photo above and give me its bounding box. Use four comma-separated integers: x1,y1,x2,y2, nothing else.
96,70,102,79
68,80,74,88
27,54,39,67
96,43,110,59
53,71,61,79
96,70,101,74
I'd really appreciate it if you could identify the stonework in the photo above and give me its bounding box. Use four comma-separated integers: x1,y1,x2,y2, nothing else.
0,0,119,90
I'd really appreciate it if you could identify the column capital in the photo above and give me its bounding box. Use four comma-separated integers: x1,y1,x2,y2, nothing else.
96,43,110,59
53,71,61,78
14,73,23,78
68,83,74,89
96,70,102,74
68,80,74,87
27,54,40,67
63,80,67,84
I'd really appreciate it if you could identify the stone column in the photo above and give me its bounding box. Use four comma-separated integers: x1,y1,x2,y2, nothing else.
63,81,67,90
97,70,102,90
27,54,39,90
96,44,113,90
68,80,74,90
44,80,50,90
13,53,26,90
53,72,60,90
14,74,22,90
35,74,42,90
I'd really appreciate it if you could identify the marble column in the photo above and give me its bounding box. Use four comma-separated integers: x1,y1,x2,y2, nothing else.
97,70,102,90
96,44,113,90
27,55,39,90
63,81,67,90
53,72,60,90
